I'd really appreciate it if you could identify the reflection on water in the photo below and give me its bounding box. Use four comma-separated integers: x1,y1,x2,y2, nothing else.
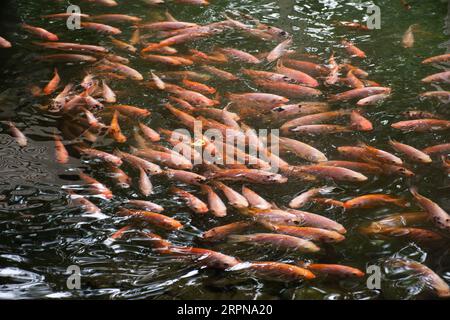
0,0,449,299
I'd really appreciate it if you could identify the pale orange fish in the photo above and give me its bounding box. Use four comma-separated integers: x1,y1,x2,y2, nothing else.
350,110,373,131
202,221,253,241
33,41,108,53
266,37,293,62
419,91,450,103
138,122,160,142
237,261,316,281
81,22,122,35
319,161,382,175
270,102,330,120
109,225,132,240
201,65,238,81
200,184,227,217
150,72,165,90
211,182,248,209
41,12,90,19
242,186,272,210
344,194,409,209
278,136,327,162
386,258,450,298
101,80,116,103
135,147,193,170
141,32,210,52
253,80,321,98
130,28,140,45
22,23,58,41
69,192,102,215
288,165,367,182
227,92,288,109
276,60,319,87
422,53,450,64
335,21,370,31
118,208,183,230
109,36,137,53
78,171,113,199
289,186,334,209
141,54,193,66
391,119,450,132
410,187,450,233
100,60,143,80
422,143,450,155
389,140,432,164
0,36,11,48
115,150,162,175
228,233,320,253
77,147,123,166
109,110,127,143
269,225,345,243
357,93,390,106
83,0,118,6
402,24,417,48
38,54,97,63
325,51,339,85
54,134,69,164
138,166,153,196
7,121,27,147
181,78,216,95
342,40,366,58
287,208,346,234
218,48,261,64
170,186,208,214
345,70,365,88
90,14,142,24
302,263,364,278
421,71,450,84
174,0,210,5
108,104,150,118
124,199,164,212
329,87,391,102
168,246,240,270
281,59,329,77
280,110,350,133
289,124,351,135
165,169,206,185
107,165,131,189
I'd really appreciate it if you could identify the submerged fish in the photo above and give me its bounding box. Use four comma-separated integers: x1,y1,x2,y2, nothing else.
202,221,254,241
301,263,364,278
386,258,450,298
410,187,450,233
344,194,409,209
228,233,320,253
7,121,27,147
236,261,315,281
171,186,208,214
118,208,183,230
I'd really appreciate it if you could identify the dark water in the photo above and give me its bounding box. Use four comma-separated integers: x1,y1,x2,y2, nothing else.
0,0,449,299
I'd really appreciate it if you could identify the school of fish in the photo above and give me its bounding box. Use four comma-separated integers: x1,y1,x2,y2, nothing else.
1,0,449,298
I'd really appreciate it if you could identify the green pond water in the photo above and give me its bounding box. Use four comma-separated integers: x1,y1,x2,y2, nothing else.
0,0,449,299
